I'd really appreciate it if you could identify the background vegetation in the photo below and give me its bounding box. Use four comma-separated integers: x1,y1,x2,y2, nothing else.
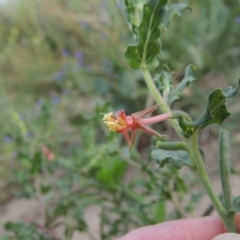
0,0,240,239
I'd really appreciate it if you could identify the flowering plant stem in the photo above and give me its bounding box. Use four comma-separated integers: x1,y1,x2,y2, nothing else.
141,67,237,232
141,69,183,137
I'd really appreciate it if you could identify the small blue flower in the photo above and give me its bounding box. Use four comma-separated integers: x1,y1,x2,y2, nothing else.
36,98,44,107
77,60,84,68
62,49,70,57
117,1,122,9
54,71,65,81
80,21,90,29
27,131,34,139
63,89,71,95
99,14,108,23
74,51,84,60
100,33,108,39
50,92,60,105
85,65,93,72
101,2,108,9
236,15,240,24
3,135,13,143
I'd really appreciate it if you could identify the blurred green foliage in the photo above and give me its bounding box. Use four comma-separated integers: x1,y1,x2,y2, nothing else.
161,0,240,73
0,0,240,239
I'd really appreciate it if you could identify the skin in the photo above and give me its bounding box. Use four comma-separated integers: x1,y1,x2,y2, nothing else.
117,215,240,240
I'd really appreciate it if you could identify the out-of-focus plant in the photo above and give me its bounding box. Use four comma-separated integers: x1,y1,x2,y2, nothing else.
160,0,240,73
1,99,195,239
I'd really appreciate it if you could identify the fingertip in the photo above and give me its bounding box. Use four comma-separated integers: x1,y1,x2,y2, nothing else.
117,216,225,240
117,215,240,240
235,213,240,233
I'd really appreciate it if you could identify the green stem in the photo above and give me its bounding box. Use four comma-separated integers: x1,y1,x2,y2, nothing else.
141,67,237,232
201,193,223,217
172,110,192,122
190,134,237,233
34,174,46,226
167,181,189,218
141,68,183,137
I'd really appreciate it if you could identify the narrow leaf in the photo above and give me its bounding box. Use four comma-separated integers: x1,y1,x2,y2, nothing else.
168,65,196,105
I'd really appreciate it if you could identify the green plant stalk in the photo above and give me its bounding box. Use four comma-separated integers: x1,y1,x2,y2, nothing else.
167,181,188,218
141,68,183,137
34,174,46,226
141,67,238,233
190,134,237,232
219,129,234,213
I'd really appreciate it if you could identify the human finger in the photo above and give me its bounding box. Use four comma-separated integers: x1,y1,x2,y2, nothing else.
118,215,240,240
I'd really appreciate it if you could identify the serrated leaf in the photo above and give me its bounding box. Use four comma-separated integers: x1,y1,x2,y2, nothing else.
151,149,192,169
178,79,240,138
168,65,196,105
124,0,167,70
161,3,191,30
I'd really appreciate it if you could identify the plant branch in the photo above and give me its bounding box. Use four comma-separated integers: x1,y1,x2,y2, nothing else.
168,181,189,218
141,68,183,138
190,134,237,232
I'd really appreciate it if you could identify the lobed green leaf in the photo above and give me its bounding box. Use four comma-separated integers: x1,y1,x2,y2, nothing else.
168,65,196,105
124,0,167,70
151,149,192,169
155,64,196,105
122,0,190,71
178,79,240,138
